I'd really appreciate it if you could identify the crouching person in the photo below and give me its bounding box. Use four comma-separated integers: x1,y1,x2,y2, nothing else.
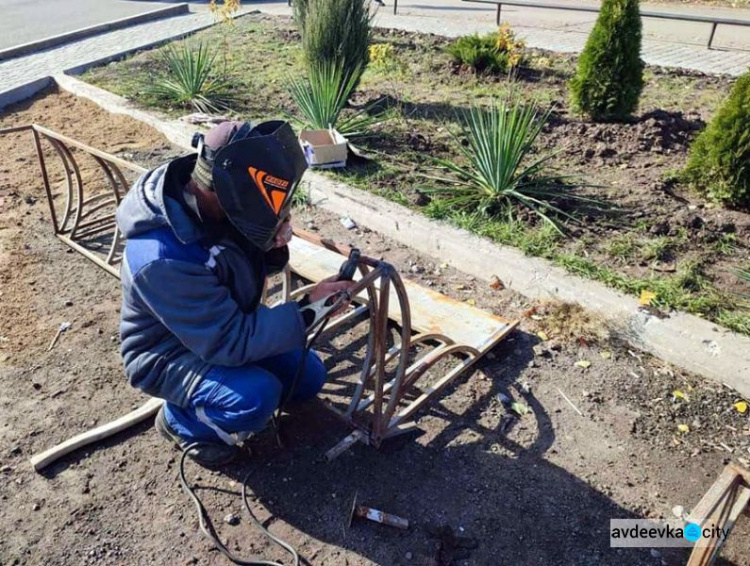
116,120,354,466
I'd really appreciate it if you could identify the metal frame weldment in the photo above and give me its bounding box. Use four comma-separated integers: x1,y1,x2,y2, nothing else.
281,229,490,454
0,123,145,278
2,124,517,460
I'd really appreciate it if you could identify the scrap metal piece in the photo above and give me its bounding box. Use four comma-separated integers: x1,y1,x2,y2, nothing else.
348,493,409,530
325,429,366,462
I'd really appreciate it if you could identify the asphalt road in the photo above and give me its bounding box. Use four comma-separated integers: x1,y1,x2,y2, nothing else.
0,0,176,50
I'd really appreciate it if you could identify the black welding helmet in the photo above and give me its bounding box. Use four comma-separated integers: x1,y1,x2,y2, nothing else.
191,120,307,251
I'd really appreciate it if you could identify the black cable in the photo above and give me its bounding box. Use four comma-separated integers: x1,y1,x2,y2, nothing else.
179,307,333,565
178,283,351,564
179,442,300,566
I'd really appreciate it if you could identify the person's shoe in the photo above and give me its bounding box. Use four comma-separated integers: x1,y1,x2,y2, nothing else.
155,406,240,467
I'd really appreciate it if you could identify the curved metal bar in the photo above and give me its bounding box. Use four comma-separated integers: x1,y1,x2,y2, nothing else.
370,275,391,441
52,140,85,238
31,128,60,233
281,265,293,302
106,161,132,204
388,344,481,430
32,124,147,175
381,270,413,426
92,155,120,198
356,339,456,413
106,224,124,266
45,137,76,232
87,159,131,269
288,282,318,301
346,263,381,418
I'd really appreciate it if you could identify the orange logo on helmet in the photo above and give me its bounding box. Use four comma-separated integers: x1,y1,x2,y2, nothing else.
248,166,290,214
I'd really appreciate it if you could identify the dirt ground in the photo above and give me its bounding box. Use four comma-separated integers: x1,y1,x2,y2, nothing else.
2,89,750,566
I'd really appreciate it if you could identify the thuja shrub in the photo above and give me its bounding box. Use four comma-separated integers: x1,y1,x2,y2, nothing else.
569,0,644,121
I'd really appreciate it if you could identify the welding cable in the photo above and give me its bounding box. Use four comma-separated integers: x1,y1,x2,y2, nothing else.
178,290,351,564
179,442,300,566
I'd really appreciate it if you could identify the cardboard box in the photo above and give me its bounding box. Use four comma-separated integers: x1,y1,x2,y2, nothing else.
299,128,348,168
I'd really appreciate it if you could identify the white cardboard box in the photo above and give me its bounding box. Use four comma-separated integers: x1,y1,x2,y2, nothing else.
299,128,348,168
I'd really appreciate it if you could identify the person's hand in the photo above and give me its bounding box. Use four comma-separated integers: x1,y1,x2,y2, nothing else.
309,275,356,317
272,217,294,249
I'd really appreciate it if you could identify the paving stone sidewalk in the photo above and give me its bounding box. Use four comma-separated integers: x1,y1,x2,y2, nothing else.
258,2,750,76
0,10,218,96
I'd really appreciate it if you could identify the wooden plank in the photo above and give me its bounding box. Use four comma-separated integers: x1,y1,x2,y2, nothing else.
288,237,518,353
688,466,742,525
30,397,163,472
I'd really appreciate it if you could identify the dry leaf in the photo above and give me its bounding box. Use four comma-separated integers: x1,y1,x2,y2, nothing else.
672,390,688,401
677,424,690,433
639,289,657,306
735,401,748,414
600,351,612,360
454,284,467,291
537,331,549,341
575,360,591,369
489,276,504,290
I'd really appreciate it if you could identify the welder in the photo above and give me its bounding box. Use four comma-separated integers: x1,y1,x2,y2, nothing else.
115,120,355,467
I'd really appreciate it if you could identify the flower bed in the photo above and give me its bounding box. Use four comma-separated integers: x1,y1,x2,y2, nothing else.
82,14,750,334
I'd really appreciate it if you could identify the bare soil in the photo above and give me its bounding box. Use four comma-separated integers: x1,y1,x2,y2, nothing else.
2,89,750,566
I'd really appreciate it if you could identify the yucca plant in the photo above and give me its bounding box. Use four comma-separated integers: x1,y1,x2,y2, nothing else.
425,101,596,231
286,62,381,138
146,42,236,113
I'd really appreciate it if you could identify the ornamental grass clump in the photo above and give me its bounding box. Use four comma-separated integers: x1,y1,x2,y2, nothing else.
425,101,596,231
569,0,644,121
682,72,750,209
146,42,237,113
446,24,525,74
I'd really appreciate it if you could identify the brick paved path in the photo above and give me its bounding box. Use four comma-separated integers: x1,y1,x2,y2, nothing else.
259,1,750,77
0,11,217,95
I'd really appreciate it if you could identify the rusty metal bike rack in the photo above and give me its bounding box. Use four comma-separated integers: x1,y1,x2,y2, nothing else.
0,124,146,278
282,230,493,457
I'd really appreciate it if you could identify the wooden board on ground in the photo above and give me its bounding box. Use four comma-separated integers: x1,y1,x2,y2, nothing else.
288,236,518,354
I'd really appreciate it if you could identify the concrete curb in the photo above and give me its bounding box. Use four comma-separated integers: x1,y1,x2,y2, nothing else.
0,4,191,63
0,77,54,110
37,75,750,399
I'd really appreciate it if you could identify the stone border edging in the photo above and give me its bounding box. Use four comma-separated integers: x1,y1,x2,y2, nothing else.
0,3,191,63
44,74,750,400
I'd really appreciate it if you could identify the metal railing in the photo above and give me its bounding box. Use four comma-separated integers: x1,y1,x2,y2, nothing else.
460,0,750,49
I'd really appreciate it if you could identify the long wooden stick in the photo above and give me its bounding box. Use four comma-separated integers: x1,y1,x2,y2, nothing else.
30,397,163,472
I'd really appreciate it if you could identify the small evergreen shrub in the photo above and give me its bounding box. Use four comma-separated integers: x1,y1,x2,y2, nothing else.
682,72,750,208
446,24,525,74
293,0,372,83
569,0,644,121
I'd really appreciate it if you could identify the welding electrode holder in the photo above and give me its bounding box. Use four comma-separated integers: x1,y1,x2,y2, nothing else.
298,247,360,333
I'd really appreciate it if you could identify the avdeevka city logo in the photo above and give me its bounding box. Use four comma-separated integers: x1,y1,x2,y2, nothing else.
684,522,702,542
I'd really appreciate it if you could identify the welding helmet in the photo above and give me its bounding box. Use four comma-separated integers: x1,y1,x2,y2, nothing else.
191,120,307,251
